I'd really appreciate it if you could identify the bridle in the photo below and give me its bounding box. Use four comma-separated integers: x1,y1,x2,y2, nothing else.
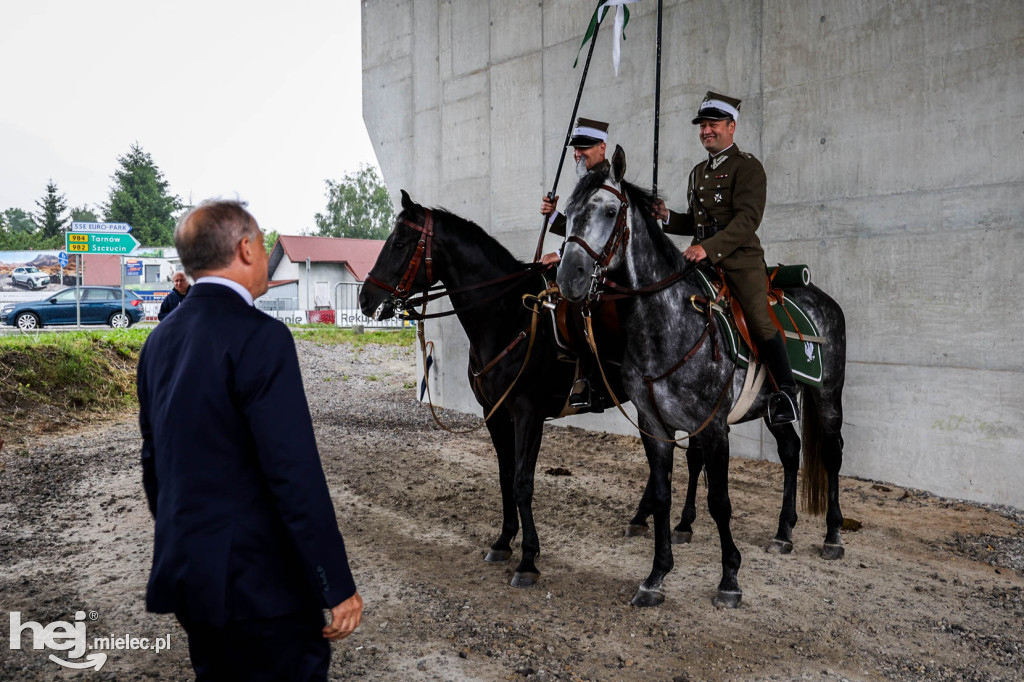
365,209,436,300
364,208,545,321
565,183,630,270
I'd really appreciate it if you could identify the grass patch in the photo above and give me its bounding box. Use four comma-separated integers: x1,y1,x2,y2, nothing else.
290,325,416,348
0,328,152,434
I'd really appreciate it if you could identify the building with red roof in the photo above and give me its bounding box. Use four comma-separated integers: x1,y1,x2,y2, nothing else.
261,234,386,312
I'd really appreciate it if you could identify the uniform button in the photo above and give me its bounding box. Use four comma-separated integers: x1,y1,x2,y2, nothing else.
704,174,709,179
699,186,704,190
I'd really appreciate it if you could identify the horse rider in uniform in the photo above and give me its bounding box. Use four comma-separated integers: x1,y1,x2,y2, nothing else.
540,117,612,409
652,92,799,425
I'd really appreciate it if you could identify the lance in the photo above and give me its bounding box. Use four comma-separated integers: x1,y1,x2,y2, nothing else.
653,0,663,193
533,8,606,262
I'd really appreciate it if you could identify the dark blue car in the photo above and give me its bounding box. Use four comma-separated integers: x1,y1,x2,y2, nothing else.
1,286,145,330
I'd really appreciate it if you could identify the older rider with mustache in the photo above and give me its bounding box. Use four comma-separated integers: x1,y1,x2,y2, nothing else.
652,91,799,425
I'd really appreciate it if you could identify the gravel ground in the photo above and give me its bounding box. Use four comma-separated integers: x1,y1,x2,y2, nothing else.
1,339,1022,681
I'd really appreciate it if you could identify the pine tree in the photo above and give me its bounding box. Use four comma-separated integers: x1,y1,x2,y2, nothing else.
103,143,182,246
33,179,69,244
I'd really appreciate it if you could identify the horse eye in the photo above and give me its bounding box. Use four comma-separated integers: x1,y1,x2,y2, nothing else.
605,207,618,218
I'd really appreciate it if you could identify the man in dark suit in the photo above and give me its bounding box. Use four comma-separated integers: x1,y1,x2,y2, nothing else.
137,200,362,681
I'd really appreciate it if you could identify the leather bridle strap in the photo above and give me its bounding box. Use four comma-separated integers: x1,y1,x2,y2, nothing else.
583,305,736,445
565,184,630,269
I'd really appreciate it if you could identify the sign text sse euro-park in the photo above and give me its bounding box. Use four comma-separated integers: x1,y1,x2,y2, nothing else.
65,222,140,255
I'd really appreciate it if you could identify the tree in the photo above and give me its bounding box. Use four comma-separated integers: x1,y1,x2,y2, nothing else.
103,142,182,246
0,209,38,250
3,208,37,234
71,205,100,223
33,179,69,243
263,229,280,256
313,165,394,240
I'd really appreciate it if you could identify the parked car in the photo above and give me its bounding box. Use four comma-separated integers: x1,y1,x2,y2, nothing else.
1,286,145,330
10,266,52,290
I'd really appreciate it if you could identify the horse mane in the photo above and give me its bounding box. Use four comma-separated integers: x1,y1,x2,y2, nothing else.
417,204,527,272
568,166,688,271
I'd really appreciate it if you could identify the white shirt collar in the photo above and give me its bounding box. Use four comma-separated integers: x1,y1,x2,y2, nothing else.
194,276,254,306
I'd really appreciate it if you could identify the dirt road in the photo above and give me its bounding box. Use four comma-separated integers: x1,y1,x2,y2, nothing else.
2,340,1021,681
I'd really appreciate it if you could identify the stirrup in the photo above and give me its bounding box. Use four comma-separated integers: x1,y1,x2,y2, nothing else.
569,378,592,409
768,390,798,425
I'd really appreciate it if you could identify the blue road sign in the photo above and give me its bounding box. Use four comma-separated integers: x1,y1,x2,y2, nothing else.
58,251,69,268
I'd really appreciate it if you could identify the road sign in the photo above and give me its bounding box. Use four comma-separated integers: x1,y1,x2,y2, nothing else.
71,221,132,233
125,259,143,276
58,251,69,268
65,232,140,255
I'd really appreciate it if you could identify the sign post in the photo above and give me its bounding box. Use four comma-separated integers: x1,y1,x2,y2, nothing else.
64,223,137,326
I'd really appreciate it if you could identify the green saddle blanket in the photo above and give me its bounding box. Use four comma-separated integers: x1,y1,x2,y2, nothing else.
694,268,824,386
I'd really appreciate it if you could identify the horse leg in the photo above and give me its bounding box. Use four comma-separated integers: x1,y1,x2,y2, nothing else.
625,471,654,537
509,410,545,587
483,414,518,563
630,420,675,607
702,431,742,608
673,441,704,544
819,390,846,559
765,420,800,554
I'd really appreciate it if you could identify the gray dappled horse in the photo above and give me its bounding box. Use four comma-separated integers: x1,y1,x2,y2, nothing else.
556,147,847,608
359,190,624,590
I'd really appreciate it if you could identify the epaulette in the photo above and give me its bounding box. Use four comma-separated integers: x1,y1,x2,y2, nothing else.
739,152,753,159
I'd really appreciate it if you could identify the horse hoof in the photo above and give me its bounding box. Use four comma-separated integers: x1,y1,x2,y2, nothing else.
713,590,742,609
484,549,512,563
766,539,793,555
671,530,693,545
510,571,539,588
630,587,665,608
821,543,845,561
625,524,650,538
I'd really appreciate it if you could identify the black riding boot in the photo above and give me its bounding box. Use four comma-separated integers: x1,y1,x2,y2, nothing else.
758,332,799,425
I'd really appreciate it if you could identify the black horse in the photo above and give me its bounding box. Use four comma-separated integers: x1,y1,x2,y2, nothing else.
359,190,623,588
557,148,847,608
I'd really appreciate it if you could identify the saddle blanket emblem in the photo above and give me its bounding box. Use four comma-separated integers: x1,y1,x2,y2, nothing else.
694,270,824,386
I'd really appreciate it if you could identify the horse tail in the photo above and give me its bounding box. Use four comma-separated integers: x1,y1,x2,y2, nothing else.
800,388,828,516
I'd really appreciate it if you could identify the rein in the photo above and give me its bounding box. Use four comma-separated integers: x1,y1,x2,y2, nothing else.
568,184,736,444
366,207,546,321
416,286,557,434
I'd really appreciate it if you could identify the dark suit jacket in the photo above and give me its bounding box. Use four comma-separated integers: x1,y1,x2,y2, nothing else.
138,282,356,627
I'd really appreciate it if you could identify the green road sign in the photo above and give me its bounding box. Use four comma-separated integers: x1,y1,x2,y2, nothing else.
66,232,140,255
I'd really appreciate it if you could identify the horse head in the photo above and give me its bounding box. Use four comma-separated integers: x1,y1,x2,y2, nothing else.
359,189,439,320
557,145,631,302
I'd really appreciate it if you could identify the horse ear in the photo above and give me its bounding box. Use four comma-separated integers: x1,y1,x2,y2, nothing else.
400,189,415,212
611,145,626,183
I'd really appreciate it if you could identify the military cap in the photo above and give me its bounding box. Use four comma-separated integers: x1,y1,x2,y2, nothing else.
691,91,741,124
568,117,609,148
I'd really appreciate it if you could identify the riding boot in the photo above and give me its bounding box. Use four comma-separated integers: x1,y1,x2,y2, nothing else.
757,332,800,425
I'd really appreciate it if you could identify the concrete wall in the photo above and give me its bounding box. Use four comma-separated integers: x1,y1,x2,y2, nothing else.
362,0,1024,508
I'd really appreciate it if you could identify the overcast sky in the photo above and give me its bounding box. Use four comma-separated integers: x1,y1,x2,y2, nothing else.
0,0,377,236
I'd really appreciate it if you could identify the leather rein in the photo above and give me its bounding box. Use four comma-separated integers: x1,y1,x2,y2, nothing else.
569,183,737,445
365,208,545,320
366,208,553,433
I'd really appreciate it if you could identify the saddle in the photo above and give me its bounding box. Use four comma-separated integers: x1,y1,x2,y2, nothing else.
694,264,825,387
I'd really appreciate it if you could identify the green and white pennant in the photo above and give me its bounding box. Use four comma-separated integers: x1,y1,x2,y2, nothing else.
574,0,641,76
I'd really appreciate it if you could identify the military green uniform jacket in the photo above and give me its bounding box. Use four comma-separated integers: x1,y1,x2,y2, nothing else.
664,144,767,270
665,144,777,342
